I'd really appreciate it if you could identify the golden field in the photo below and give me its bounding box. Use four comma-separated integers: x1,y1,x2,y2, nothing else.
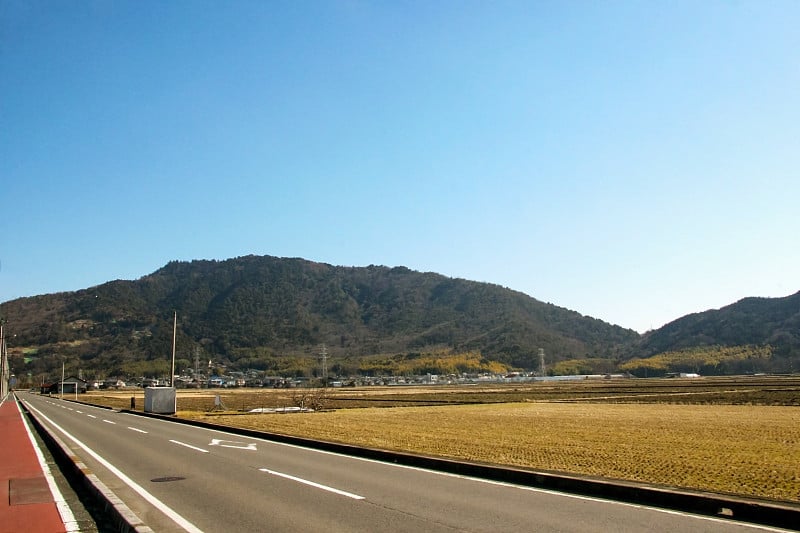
83,378,800,503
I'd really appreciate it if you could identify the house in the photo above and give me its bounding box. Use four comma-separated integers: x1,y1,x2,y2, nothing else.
101,379,127,389
45,376,88,395
262,376,287,388
208,376,226,388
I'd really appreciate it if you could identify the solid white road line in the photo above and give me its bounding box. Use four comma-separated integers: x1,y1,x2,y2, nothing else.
259,468,365,500
17,399,80,532
25,403,203,533
169,440,209,453
256,436,792,533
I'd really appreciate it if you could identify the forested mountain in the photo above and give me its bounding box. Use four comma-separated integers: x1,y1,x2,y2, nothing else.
632,291,800,374
4,255,797,381
1,255,638,379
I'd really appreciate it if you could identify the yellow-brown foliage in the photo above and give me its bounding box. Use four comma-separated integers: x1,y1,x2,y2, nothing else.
358,349,509,376
550,358,617,375
620,345,772,374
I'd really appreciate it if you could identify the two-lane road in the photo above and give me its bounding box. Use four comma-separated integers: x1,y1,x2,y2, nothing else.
18,392,788,532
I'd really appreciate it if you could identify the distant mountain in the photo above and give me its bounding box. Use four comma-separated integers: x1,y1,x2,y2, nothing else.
1,255,638,379
636,291,800,371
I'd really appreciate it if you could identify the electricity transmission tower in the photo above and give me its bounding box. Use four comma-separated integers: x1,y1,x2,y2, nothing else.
319,344,328,387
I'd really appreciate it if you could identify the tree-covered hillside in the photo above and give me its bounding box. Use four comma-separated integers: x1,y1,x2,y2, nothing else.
1,255,638,379
635,291,800,373
6,255,795,381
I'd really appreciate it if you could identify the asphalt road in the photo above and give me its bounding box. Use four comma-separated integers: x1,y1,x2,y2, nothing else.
18,392,789,533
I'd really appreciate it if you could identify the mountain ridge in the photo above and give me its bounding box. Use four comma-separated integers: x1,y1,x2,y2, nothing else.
1,255,637,378
638,290,800,359
2,255,797,379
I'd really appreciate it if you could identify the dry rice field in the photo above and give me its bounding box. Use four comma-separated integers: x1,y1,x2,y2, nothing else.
84,378,800,503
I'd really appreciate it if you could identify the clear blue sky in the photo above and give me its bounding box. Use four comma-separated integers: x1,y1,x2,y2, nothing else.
1,1,798,333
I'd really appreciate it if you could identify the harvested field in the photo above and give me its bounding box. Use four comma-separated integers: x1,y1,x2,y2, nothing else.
85,375,800,411
184,403,800,503
81,376,800,503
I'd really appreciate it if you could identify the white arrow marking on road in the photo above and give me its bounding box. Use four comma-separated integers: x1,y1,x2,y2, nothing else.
170,440,209,453
209,438,257,450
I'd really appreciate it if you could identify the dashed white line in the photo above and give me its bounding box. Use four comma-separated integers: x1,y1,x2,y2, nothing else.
24,402,202,532
169,440,208,453
128,427,148,434
257,435,792,532
87,414,97,419
102,419,116,425
259,468,365,500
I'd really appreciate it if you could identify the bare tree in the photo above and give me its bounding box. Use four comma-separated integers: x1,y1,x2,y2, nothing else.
291,387,329,411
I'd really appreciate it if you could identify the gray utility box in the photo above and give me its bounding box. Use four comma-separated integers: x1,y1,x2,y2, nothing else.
144,386,176,414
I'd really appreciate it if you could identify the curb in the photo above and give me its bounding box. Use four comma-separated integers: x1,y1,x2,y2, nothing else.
19,400,154,533
123,408,800,531
26,397,800,532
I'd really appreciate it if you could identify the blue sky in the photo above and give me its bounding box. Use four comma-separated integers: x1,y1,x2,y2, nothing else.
1,1,798,333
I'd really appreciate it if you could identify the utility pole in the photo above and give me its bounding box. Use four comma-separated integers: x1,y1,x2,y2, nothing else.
170,311,177,387
0,320,7,400
539,348,546,377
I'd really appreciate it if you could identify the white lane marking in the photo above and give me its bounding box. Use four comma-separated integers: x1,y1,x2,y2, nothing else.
259,468,365,500
251,438,790,533
76,410,83,414
87,414,97,418
103,419,116,425
17,399,80,532
105,407,789,533
169,440,209,453
128,427,148,434
209,438,256,450
25,402,203,533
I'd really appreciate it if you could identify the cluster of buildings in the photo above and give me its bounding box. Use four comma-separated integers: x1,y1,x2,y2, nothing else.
40,370,639,395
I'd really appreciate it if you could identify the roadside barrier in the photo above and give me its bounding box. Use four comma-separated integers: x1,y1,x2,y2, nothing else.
18,400,154,533
21,396,800,531
123,408,800,531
